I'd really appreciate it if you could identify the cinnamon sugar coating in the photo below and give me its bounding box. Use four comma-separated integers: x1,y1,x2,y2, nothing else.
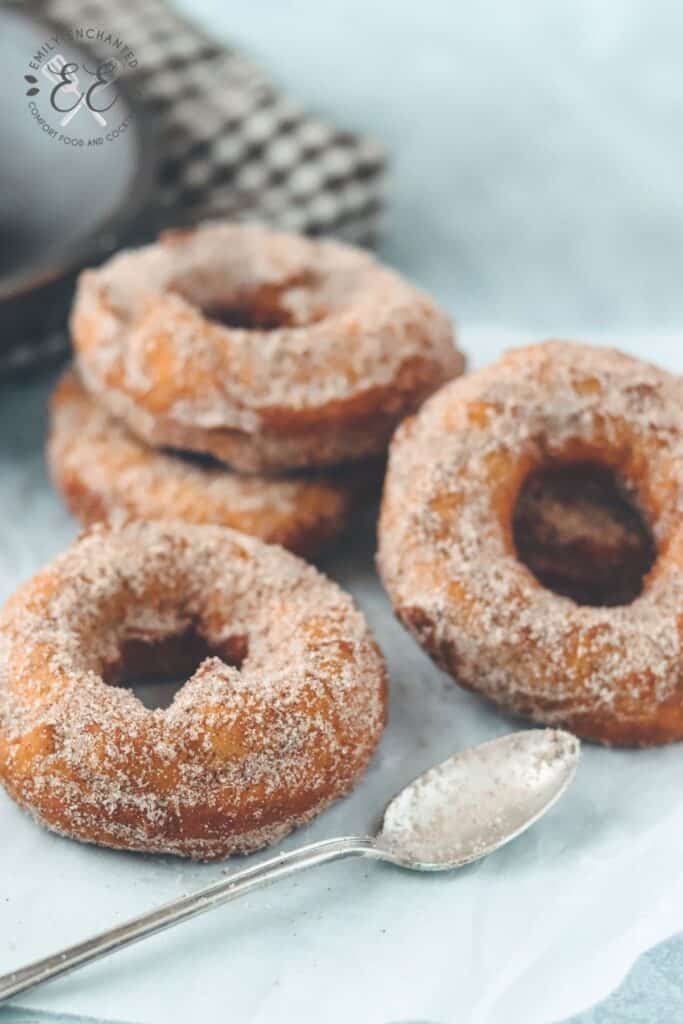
48,372,381,559
0,521,387,858
71,222,463,473
378,341,683,746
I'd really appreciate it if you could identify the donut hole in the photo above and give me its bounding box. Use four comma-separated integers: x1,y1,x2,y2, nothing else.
201,298,294,332
513,461,656,606
102,627,248,710
172,272,328,332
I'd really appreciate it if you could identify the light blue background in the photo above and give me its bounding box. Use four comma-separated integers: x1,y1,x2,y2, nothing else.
177,0,683,333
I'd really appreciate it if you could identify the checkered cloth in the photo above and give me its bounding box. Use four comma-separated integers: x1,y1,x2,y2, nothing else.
4,0,386,373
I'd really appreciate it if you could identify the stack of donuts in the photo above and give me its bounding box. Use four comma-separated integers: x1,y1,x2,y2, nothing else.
48,221,464,559
0,222,462,858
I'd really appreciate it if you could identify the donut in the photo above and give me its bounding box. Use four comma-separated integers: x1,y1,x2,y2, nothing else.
378,340,683,746
71,222,463,473
48,372,381,559
0,520,387,858
513,463,654,606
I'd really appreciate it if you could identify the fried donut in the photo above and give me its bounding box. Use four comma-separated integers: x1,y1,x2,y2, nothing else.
513,463,654,606
71,222,463,473
0,520,387,858
378,341,683,746
48,372,380,558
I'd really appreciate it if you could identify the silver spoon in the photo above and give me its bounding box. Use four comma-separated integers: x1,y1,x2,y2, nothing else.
0,728,579,1005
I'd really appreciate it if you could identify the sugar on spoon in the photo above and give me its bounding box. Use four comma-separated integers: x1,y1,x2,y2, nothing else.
0,728,579,1005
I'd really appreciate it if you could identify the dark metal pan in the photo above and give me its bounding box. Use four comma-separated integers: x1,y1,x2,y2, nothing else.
0,5,158,373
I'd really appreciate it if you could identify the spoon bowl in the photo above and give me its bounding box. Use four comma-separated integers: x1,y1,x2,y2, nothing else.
377,728,580,869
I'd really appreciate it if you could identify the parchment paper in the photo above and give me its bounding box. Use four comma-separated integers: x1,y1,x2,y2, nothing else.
2,328,683,1024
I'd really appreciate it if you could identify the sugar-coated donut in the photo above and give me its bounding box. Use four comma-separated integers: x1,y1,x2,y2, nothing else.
0,521,387,858
48,372,380,559
71,222,463,473
378,341,683,746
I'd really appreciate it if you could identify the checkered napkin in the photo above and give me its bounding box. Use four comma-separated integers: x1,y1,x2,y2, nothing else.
4,0,386,373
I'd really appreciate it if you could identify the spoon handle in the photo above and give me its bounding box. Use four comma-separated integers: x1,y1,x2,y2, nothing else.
0,835,377,1006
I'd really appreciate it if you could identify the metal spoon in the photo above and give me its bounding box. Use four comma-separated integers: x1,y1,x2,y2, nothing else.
0,728,579,1005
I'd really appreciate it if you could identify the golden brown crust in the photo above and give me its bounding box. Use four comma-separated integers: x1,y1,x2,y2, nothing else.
378,340,683,747
0,521,387,858
48,372,382,558
71,222,464,472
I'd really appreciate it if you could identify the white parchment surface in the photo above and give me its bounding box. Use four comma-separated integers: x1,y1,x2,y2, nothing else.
2,328,683,1024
